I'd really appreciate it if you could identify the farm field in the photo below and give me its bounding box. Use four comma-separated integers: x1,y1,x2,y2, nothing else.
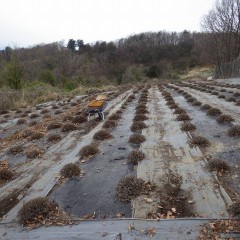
0,80,239,239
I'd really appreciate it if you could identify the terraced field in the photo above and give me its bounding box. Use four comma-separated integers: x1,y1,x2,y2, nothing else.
0,81,239,239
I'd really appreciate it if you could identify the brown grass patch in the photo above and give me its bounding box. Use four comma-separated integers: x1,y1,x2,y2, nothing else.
115,176,144,203
60,163,81,178
40,109,49,114
181,123,196,132
176,113,190,121
190,136,211,147
129,134,146,144
108,113,121,121
174,108,186,114
28,132,44,141
79,144,99,158
29,113,39,119
201,104,211,110
102,120,117,129
127,150,145,165
61,123,77,132
192,101,202,106
228,125,240,136
135,108,149,114
25,145,44,158
72,115,87,124
17,197,57,226
130,121,147,132
93,130,112,140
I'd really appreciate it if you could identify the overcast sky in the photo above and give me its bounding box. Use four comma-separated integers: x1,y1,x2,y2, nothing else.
0,0,216,49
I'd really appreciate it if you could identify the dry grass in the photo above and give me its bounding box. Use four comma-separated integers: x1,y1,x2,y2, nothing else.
17,118,27,125
93,130,112,140
47,122,62,130
17,197,57,226
79,144,99,158
207,158,230,172
108,113,121,121
63,115,74,121
129,134,146,144
0,169,14,181
47,133,62,142
217,114,234,123
130,121,147,132
135,108,149,114
127,150,145,165
207,108,222,116
228,125,240,136
102,120,117,129
186,97,196,103
192,101,202,106
176,113,191,121
72,115,87,124
40,109,49,114
201,104,211,110
190,136,211,147
181,123,196,132
133,114,148,122
28,120,38,126
9,145,24,155
54,110,63,115
61,123,77,132
227,97,236,102
168,103,179,109
115,176,144,203
60,163,81,178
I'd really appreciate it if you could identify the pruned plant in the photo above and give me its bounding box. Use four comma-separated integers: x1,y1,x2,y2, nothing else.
102,120,117,129
217,114,234,123
174,108,186,114
60,163,81,178
0,169,14,182
47,122,62,130
29,113,39,119
40,109,49,114
116,176,144,202
129,134,146,144
61,123,77,132
228,200,240,216
127,150,145,165
228,125,240,136
79,144,99,158
176,113,191,121
28,132,44,141
108,113,121,121
17,118,27,125
201,104,211,110
207,108,222,116
207,158,230,172
47,133,62,142
72,115,87,124
25,146,44,158
93,130,112,140
190,136,211,147
17,197,57,225
9,145,24,155
133,114,148,122
130,121,147,132
181,123,196,132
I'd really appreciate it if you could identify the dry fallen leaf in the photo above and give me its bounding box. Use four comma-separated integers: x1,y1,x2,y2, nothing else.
171,208,176,213
143,198,153,203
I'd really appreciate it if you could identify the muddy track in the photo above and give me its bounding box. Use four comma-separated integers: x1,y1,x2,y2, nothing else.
133,86,231,218
0,91,131,223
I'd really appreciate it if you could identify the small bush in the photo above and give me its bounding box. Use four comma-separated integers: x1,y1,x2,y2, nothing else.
201,104,211,110
40,109,49,114
93,130,112,140
102,120,117,129
176,113,190,121
29,113,39,119
227,97,236,102
47,133,61,142
0,110,9,115
127,150,145,165
190,136,211,147
207,158,230,172
228,125,240,136
18,197,56,225
131,121,147,132
17,118,27,125
28,120,38,126
29,132,44,141
70,102,78,106
168,103,179,109
174,108,186,114
181,123,196,132
186,97,196,103
228,200,240,216
116,176,144,202
9,145,24,155
133,114,148,122
47,122,62,130
108,113,121,121
63,115,73,121
60,163,81,178
217,114,234,123
192,101,202,106
61,123,77,132
26,146,44,158
72,115,87,124
135,108,149,114
129,134,146,144
207,108,222,116
218,95,225,99
79,144,99,158
0,169,14,181
54,110,63,115
52,105,59,109
116,110,123,115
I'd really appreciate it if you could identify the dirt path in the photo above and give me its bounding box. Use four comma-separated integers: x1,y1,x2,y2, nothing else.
133,86,231,218
1,91,131,223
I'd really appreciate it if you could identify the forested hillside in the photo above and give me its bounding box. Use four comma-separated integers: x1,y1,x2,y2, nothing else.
0,30,213,91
